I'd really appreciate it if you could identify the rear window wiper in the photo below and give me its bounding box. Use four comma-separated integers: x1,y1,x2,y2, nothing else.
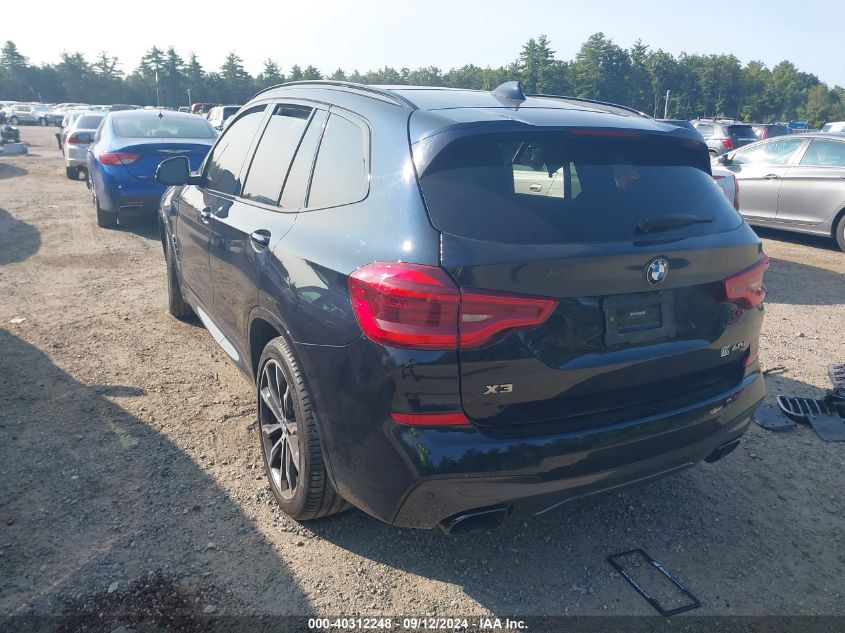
637,214,713,233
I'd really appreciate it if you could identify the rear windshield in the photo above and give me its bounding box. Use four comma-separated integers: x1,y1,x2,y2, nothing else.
76,115,104,129
727,125,756,139
417,133,742,244
112,115,216,139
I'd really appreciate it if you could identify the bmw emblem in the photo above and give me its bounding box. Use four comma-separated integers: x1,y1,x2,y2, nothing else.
646,257,669,285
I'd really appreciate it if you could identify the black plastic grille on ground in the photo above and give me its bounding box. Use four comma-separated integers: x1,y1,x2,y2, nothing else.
829,364,845,390
753,404,796,431
777,395,845,442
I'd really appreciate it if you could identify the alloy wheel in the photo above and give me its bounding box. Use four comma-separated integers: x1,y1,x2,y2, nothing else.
258,359,300,500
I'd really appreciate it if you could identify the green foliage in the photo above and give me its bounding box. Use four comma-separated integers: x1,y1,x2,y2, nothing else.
1,35,842,127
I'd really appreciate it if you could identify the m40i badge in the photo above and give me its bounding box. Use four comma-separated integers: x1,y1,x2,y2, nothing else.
721,341,747,357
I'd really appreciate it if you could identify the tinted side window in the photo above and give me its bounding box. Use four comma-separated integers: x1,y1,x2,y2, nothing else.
307,113,368,208
204,106,266,196
280,109,327,209
799,139,845,167
242,104,312,206
732,138,804,165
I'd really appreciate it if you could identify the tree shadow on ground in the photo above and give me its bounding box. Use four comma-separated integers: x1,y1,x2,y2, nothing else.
0,330,310,628
0,163,27,180
0,209,41,265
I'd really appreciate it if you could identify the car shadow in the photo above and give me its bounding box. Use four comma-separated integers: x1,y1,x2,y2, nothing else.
0,208,41,265
116,216,161,242
754,226,839,252
0,330,311,624
764,255,844,306
308,366,842,616
0,163,27,180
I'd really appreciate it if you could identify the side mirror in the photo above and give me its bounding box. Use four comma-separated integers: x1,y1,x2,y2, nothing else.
156,156,197,186
718,153,732,165
75,132,94,144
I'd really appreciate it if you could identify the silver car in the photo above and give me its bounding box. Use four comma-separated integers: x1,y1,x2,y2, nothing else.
63,111,106,179
5,104,39,125
715,133,845,250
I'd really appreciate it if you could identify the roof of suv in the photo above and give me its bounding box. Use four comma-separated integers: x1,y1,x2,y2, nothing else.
255,80,704,145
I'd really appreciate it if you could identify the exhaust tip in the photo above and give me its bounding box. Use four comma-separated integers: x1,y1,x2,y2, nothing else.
439,506,509,535
705,437,741,463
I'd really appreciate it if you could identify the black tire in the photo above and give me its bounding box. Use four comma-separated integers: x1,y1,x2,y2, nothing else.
835,213,845,252
93,190,117,228
65,166,79,180
257,337,349,521
9,116,18,125
164,237,193,319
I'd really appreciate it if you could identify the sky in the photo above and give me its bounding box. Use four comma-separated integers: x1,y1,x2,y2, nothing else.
13,0,845,87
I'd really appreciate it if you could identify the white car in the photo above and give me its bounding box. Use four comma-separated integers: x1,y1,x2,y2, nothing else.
821,121,845,133
62,111,106,180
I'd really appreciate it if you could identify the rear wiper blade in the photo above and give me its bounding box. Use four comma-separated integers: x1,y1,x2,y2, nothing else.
637,214,713,233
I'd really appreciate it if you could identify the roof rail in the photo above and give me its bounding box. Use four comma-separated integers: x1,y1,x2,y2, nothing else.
528,93,650,118
253,80,417,110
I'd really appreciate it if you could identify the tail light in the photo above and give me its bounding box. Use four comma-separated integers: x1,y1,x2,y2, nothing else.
67,134,88,144
348,262,557,350
722,138,734,150
98,152,140,165
721,255,769,309
761,128,769,140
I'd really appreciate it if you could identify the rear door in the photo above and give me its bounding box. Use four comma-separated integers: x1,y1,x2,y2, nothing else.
724,137,806,222
416,129,763,429
776,137,845,225
175,105,267,310
208,103,321,354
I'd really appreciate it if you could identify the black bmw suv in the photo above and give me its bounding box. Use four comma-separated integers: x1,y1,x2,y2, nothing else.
156,81,767,533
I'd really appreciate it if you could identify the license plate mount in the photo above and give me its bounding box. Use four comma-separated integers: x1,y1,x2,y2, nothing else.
603,291,676,346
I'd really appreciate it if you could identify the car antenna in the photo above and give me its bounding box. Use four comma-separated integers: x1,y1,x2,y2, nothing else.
491,80,526,103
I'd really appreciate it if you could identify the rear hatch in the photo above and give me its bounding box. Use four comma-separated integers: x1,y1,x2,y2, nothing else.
727,124,758,148
416,127,765,431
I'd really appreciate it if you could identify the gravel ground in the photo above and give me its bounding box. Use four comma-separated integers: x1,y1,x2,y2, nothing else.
1,127,844,628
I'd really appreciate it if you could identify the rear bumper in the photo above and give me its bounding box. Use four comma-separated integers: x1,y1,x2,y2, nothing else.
92,165,165,214
296,339,764,529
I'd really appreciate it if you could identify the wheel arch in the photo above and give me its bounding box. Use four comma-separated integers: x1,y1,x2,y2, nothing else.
247,306,342,492
830,205,845,238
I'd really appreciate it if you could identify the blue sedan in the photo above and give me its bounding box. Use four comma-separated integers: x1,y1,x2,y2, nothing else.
88,110,217,228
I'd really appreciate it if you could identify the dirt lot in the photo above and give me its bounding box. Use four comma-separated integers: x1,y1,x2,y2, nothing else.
1,127,844,628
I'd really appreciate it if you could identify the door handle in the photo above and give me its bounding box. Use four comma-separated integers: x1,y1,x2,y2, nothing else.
528,183,542,192
199,207,213,223
764,174,781,180
250,230,271,249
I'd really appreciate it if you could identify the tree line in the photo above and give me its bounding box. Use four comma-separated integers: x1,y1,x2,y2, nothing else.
1,33,843,127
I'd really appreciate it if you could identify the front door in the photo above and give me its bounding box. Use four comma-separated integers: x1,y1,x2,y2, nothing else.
726,137,806,222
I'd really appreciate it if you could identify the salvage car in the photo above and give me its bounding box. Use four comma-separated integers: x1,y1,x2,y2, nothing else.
156,81,768,531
